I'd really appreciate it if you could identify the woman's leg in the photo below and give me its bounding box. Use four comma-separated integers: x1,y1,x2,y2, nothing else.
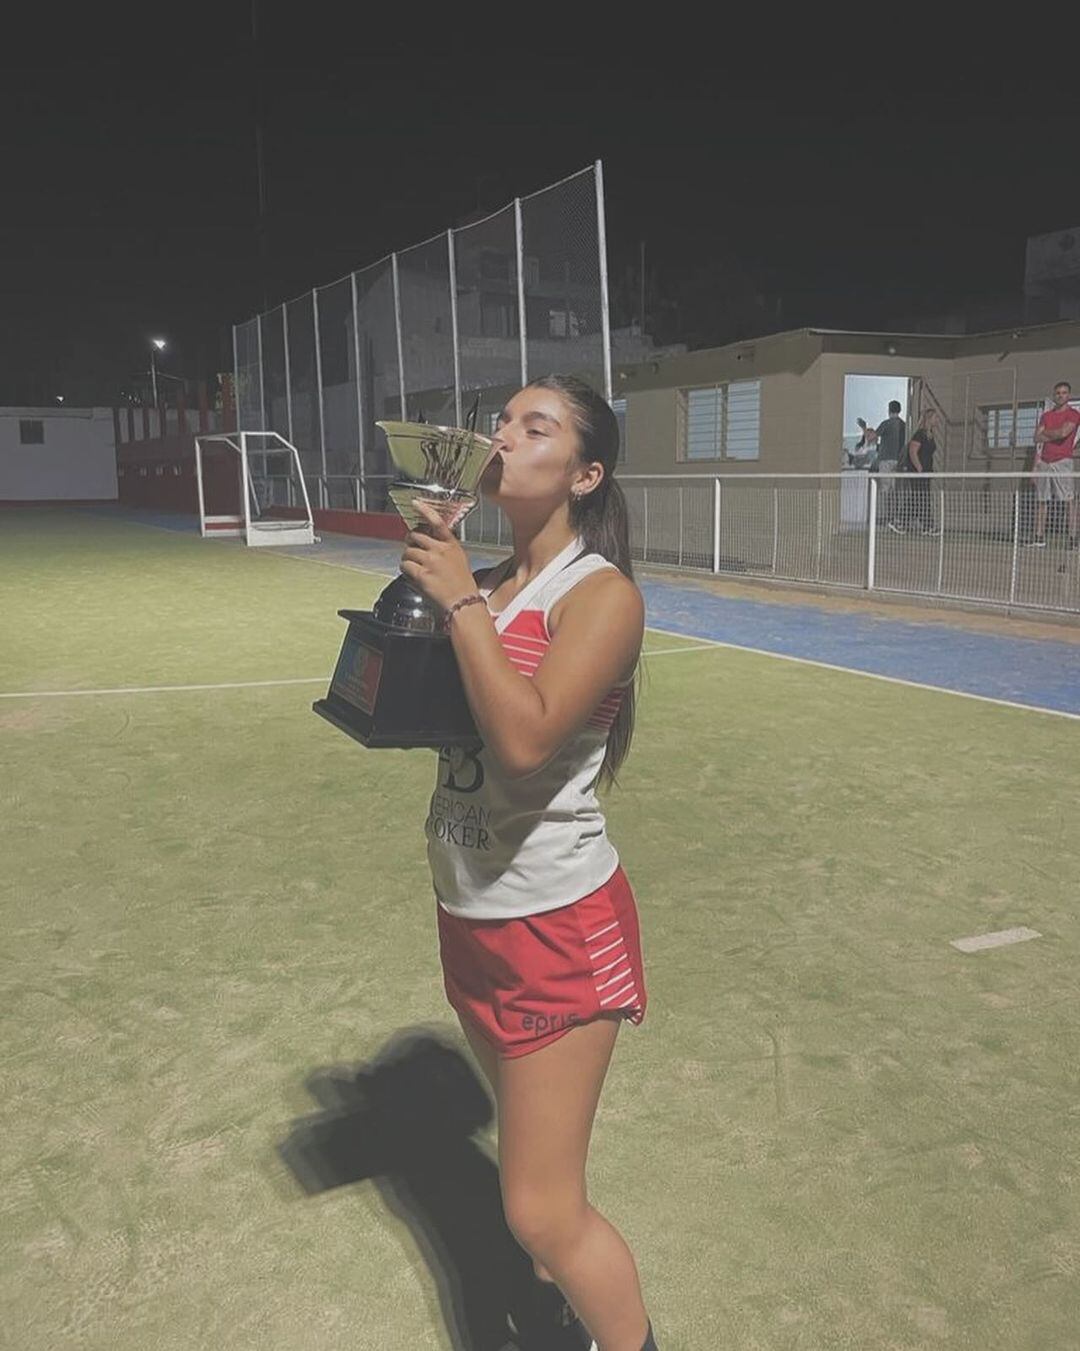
497,1017,650,1351
456,1014,565,1284
457,1011,500,1092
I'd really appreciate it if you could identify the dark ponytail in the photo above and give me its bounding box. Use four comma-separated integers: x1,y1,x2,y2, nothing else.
527,374,637,787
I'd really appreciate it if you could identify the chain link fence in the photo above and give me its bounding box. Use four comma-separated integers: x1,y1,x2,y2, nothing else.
233,163,611,512
458,471,1080,617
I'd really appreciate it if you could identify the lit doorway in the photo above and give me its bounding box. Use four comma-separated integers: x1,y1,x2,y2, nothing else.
841,374,909,465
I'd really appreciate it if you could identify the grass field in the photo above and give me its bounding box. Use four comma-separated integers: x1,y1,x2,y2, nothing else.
3,510,1079,1350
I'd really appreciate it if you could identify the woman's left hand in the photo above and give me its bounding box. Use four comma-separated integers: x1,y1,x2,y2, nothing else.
400,501,479,614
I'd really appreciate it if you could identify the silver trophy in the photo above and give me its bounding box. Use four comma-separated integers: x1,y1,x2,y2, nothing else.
372,419,497,631
311,416,497,749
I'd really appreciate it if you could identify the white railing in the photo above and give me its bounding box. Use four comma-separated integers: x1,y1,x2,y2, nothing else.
249,467,1080,616
460,471,1080,616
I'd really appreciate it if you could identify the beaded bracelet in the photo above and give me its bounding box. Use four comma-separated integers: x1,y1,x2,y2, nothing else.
442,592,487,630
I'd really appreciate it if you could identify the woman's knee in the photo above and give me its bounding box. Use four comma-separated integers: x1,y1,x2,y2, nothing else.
501,1181,586,1258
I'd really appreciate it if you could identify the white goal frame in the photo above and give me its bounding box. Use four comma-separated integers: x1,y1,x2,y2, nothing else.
194,431,316,547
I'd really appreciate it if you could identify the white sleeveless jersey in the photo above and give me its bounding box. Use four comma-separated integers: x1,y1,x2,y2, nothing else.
426,539,627,919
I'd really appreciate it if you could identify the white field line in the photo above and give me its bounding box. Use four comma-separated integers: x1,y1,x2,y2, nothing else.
272,551,1080,722
0,646,705,700
22,523,1080,719
0,677,328,700
642,624,1080,723
641,643,718,658
2,638,1076,716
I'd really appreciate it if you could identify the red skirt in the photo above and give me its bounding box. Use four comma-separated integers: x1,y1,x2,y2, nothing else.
436,866,647,1058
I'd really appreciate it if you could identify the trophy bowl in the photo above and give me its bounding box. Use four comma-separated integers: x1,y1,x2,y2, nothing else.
370,421,497,633
312,419,497,750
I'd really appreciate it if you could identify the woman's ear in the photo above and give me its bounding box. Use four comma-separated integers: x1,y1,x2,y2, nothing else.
572,460,605,500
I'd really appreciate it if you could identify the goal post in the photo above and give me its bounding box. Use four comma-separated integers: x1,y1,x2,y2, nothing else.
194,432,316,547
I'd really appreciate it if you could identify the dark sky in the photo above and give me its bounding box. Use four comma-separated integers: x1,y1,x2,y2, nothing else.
3,11,1078,404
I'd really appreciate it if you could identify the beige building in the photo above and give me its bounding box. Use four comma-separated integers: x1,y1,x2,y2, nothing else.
614,320,1080,477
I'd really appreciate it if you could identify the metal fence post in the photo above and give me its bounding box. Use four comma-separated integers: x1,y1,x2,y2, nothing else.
350,271,367,513
514,199,528,388
448,229,462,428
595,159,613,402
231,325,240,430
643,486,650,563
239,433,251,540
772,485,779,574
391,252,406,418
1009,489,1020,604
282,305,294,446
255,314,266,432
936,483,946,593
311,287,328,509
712,478,721,573
867,478,878,590
678,486,684,568
814,486,823,580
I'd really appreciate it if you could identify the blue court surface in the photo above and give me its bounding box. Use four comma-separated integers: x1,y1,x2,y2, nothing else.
86,505,1080,718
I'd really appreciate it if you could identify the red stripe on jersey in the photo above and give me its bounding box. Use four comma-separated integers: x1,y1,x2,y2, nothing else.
500,608,625,722
498,609,550,680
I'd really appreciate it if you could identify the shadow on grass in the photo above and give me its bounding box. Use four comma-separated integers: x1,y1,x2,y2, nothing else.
278,1028,589,1351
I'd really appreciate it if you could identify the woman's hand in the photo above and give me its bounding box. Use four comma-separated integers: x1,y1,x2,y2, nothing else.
399,500,479,614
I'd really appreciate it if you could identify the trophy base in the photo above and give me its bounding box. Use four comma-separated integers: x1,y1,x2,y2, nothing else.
313,610,479,749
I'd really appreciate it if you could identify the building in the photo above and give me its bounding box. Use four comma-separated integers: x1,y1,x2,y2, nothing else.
0,407,117,502
612,319,1080,478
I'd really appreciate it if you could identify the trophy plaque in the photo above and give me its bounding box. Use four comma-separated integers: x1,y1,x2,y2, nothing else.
313,419,496,749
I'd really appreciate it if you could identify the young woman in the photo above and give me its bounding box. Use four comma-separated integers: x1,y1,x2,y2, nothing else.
903,407,940,535
400,374,657,1351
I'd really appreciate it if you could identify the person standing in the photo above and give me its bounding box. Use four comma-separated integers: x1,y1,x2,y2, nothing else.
903,408,940,535
1027,381,1080,548
401,374,658,1351
876,400,908,531
875,400,906,471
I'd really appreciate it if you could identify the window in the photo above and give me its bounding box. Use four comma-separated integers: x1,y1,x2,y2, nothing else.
682,380,761,461
981,402,1041,448
19,419,44,445
611,398,627,463
548,309,581,338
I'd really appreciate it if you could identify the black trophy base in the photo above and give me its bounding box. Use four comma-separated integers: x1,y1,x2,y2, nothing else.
313,610,478,749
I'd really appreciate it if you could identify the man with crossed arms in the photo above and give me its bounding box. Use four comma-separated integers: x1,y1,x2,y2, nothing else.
1029,380,1080,548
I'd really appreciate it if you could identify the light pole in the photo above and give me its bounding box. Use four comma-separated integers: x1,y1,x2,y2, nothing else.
150,338,167,406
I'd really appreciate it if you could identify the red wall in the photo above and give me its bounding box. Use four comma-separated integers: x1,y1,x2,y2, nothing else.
270,505,407,540
115,433,405,541
116,436,241,514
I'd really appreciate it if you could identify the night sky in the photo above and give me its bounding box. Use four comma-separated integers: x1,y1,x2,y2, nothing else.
3,12,1078,406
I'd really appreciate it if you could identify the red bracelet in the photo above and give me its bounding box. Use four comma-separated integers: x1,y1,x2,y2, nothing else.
443,593,487,630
